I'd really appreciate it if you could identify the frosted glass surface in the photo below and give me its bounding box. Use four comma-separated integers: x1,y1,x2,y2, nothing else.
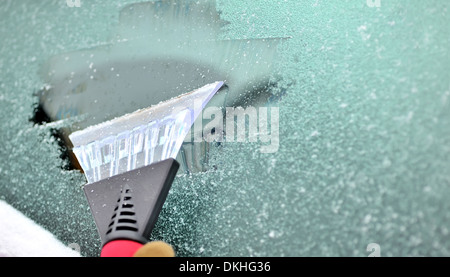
0,0,449,257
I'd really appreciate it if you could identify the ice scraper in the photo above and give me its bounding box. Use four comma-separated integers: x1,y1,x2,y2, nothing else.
68,82,223,257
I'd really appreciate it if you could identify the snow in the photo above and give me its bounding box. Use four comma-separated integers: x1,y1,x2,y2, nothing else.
0,200,80,257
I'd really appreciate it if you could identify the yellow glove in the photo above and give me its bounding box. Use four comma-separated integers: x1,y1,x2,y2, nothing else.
133,241,175,257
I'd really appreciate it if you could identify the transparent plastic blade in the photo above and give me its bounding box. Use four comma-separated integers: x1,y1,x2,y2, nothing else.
69,82,223,184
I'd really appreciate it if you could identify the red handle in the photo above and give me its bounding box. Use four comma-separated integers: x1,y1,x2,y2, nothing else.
101,240,144,257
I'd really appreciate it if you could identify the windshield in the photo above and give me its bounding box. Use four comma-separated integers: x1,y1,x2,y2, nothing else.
0,0,449,258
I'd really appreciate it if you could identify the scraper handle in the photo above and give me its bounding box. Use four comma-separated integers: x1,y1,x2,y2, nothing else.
101,240,176,257
101,240,144,257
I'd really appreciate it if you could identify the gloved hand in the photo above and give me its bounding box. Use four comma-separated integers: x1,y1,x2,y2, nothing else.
133,241,175,257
